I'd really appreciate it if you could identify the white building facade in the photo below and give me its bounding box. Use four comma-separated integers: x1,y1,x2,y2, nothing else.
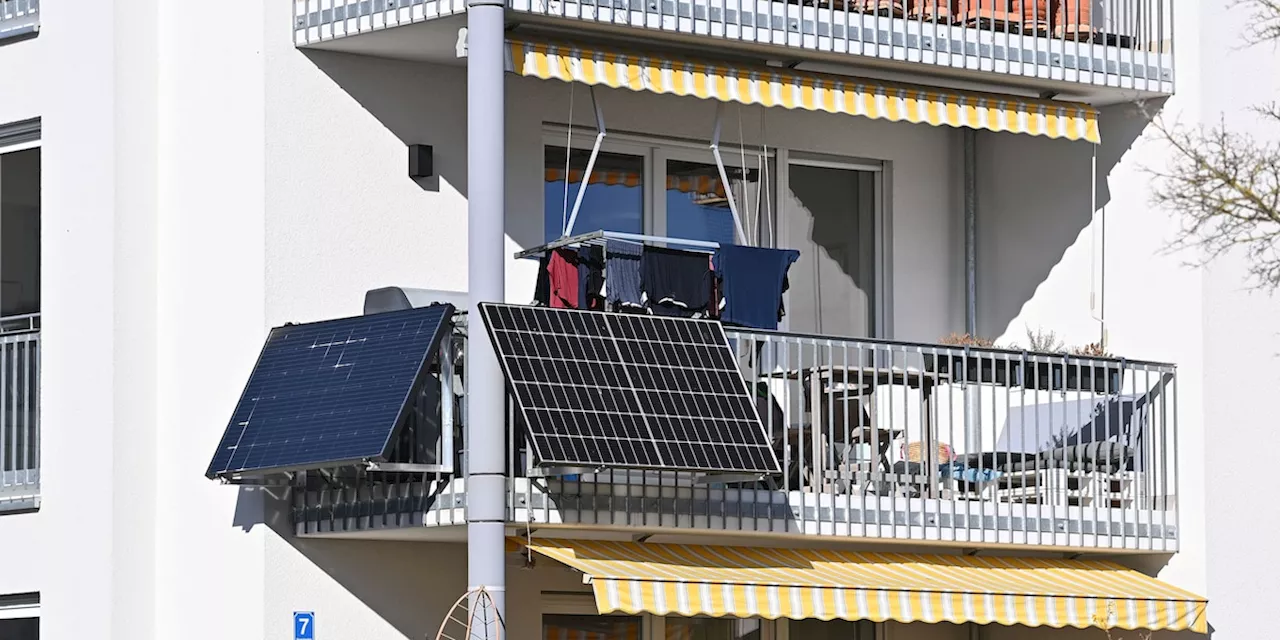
0,0,1277,638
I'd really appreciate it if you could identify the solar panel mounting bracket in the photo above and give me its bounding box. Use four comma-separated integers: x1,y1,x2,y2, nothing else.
527,466,604,478
219,473,297,487
692,473,766,485
365,462,445,474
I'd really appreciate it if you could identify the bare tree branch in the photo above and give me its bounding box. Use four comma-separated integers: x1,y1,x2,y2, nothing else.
1144,1,1280,289
1240,0,1280,45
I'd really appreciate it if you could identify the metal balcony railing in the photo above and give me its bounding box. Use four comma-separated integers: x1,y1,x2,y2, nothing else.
0,0,39,42
0,314,39,513
295,323,1178,553
294,0,1175,94
508,327,1178,551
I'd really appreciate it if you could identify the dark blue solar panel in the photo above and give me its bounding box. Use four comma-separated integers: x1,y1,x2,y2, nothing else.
205,303,455,478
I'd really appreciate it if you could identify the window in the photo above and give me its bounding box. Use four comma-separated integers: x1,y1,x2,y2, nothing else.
788,619,875,640
0,592,39,640
543,614,643,640
542,131,773,248
781,158,881,338
0,120,40,512
544,145,644,242
664,618,762,640
0,145,40,318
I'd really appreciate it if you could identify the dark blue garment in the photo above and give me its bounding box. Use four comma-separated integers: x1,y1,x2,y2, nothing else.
605,240,644,309
713,245,800,330
577,245,605,310
641,245,712,317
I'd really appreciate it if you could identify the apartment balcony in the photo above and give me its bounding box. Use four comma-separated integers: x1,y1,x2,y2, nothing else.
293,320,1180,555
0,0,38,42
294,0,1175,101
0,315,39,513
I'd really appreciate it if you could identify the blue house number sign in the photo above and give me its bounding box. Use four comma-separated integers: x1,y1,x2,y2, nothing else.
294,612,315,640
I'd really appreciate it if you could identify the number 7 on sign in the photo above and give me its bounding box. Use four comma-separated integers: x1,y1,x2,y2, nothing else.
294,612,315,640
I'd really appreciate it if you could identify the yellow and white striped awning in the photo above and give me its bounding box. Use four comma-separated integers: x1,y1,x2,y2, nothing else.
508,40,1101,144
518,540,1207,633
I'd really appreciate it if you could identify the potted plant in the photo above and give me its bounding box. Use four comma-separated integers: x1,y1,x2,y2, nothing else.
909,0,960,23
924,333,1023,387
1012,0,1052,33
1022,338,1124,394
1054,0,1091,40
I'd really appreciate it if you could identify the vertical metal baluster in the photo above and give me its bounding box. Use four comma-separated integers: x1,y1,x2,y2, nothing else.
22,339,30,485
1168,0,1174,84
1159,365,1170,551
1146,363,1156,548
797,338,808,534
943,346,956,541
1018,352,1031,545
2,341,9,480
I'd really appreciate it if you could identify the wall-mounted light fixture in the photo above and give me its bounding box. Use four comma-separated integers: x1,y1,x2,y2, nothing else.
408,144,433,179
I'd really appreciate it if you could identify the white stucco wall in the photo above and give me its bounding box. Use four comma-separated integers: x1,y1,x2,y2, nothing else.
0,29,42,126
1198,1,1280,638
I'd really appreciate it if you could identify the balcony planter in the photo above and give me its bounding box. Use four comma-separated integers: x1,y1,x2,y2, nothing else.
1023,359,1123,394
1054,0,1091,40
839,0,907,16
924,351,1023,387
1012,0,1052,33
958,0,1016,30
909,0,959,23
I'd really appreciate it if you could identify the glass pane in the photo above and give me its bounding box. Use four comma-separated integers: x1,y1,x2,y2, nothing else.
790,619,875,640
0,148,40,317
783,164,876,338
544,146,644,242
543,614,643,640
0,617,39,640
664,160,762,247
664,617,762,640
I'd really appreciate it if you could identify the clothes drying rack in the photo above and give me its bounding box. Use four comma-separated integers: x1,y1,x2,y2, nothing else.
513,229,719,261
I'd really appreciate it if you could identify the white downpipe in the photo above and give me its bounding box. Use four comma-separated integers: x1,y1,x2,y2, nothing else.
1089,144,1106,346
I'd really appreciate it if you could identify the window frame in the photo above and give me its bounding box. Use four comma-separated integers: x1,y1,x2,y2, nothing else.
0,118,40,154
541,126,776,244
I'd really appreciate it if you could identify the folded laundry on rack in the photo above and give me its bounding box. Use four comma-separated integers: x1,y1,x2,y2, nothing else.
641,245,713,317
713,244,800,330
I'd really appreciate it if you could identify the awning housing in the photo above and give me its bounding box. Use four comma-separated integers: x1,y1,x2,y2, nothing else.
508,40,1101,144
519,539,1206,634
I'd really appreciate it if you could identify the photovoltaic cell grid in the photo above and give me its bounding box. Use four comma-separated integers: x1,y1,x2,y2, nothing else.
205,303,455,478
479,303,780,474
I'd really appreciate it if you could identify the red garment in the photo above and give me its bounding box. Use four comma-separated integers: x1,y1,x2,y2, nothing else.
547,249,580,309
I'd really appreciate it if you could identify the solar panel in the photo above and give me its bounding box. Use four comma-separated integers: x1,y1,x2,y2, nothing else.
205,303,455,478
479,303,780,474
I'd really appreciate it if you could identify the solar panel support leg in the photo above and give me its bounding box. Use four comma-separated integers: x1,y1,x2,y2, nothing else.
710,103,749,245
562,86,607,238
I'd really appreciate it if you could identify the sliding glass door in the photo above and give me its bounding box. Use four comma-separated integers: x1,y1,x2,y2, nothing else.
782,158,879,339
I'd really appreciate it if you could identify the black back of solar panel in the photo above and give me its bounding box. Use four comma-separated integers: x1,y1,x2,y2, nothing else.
205,303,455,478
479,303,779,474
